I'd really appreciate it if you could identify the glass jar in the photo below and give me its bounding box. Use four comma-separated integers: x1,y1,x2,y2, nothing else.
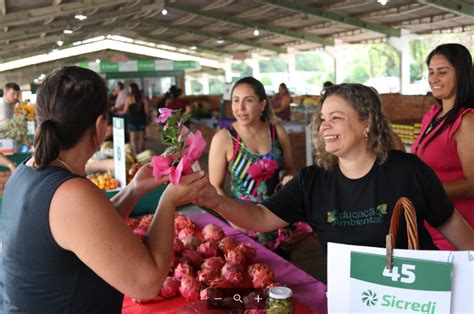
266,286,295,314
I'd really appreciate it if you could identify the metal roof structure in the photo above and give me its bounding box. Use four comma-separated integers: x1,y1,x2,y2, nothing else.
0,0,473,84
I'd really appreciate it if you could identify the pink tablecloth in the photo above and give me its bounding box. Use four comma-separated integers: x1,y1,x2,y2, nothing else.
123,213,327,314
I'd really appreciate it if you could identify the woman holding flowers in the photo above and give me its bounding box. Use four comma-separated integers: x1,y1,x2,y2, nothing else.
1,66,208,313
198,83,473,259
208,76,311,258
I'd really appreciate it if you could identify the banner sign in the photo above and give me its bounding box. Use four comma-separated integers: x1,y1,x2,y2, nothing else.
327,242,474,314
78,60,201,72
350,252,452,313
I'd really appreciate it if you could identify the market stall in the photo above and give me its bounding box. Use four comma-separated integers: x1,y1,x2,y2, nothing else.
122,212,327,314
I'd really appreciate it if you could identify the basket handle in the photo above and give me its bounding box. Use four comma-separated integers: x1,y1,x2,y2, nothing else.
385,197,419,269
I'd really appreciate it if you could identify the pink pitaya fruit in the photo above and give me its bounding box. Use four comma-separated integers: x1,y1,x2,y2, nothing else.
179,249,203,267
197,269,220,285
174,213,196,232
223,270,244,287
202,224,225,242
200,287,223,301
197,241,219,258
138,214,153,231
178,227,196,240
169,254,177,274
132,228,146,239
179,275,200,301
201,256,225,272
173,237,185,254
173,262,193,280
181,235,201,250
225,248,247,265
235,243,256,264
248,263,275,288
221,262,244,277
159,276,180,299
218,237,237,254
209,276,233,289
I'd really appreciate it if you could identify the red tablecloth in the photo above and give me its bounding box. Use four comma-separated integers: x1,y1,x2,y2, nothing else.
123,213,328,314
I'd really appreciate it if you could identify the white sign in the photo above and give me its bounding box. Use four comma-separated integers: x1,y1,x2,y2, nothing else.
27,121,35,136
112,117,127,189
328,242,474,314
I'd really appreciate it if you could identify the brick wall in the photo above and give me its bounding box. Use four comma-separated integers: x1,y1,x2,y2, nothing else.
379,94,436,124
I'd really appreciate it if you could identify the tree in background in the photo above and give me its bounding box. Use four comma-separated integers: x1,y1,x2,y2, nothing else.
259,57,288,73
410,39,429,82
209,79,225,95
232,62,252,81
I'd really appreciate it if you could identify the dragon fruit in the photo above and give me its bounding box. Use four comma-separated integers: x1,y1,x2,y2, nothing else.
235,243,256,264
218,237,237,254
174,214,196,232
131,298,152,304
132,228,146,239
202,224,225,242
209,276,233,289
181,235,201,250
173,237,185,254
197,241,219,258
197,269,220,285
221,262,244,277
222,270,244,287
200,287,223,301
179,275,200,301
178,227,196,240
180,249,203,267
225,248,247,265
173,262,193,280
159,276,180,299
169,254,178,274
201,256,225,272
138,214,153,231
248,263,275,288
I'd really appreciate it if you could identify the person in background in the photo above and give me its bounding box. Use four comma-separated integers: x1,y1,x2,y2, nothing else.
124,83,148,154
0,152,15,171
111,82,127,116
0,82,20,129
197,83,474,261
323,81,334,89
271,83,292,121
166,87,191,116
156,85,177,115
1,66,208,313
208,77,311,259
411,43,474,250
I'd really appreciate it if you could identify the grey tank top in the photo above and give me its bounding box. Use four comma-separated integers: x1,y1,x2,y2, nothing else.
1,161,123,313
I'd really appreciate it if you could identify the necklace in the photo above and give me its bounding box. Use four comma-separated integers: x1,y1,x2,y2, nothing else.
424,113,445,135
56,159,75,173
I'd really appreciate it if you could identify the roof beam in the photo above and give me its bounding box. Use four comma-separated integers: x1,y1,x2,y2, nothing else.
140,20,285,53
256,0,401,37
417,0,474,18
0,0,135,27
167,3,334,46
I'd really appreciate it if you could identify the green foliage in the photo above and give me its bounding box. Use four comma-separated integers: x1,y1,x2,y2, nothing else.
260,76,273,86
410,39,429,81
157,110,191,162
367,43,399,77
295,54,323,71
259,57,288,73
343,65,369,83
232,62,252,79
209,78,225,95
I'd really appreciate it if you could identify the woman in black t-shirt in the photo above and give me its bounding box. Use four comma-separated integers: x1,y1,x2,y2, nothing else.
196,83,474,252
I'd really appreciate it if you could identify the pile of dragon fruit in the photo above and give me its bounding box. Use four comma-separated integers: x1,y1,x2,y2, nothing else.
125,213,276,303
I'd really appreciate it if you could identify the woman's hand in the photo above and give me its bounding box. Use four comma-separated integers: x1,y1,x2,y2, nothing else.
128,163,169,197
194,180,221,210
161,171,208,207
280,174,294,187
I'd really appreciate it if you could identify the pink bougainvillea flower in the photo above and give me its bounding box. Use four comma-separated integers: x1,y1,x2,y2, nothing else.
247,159,279,182
183,130,206,162
151,155,174,179
156,108,175,123
169,154,193,185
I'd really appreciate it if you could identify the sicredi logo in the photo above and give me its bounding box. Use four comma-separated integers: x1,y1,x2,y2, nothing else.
361,290,437,313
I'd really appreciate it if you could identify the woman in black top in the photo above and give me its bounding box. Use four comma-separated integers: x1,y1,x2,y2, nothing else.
124,83,148,154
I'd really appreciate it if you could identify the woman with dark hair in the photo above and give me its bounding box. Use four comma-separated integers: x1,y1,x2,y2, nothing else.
1,66,207,313
198,83,473,260
208,77,311,258
124,83,148,154
272,82,292,121
411,43,474,250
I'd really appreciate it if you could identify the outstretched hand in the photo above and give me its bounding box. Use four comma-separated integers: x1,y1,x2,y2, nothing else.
129,163,170,197
193,180,221,210
161,171,209,207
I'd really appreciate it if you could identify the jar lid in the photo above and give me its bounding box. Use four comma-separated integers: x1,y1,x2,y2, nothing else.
268,286,293,299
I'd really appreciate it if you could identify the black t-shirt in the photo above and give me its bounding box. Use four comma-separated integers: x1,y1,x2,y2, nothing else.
262,150,454,253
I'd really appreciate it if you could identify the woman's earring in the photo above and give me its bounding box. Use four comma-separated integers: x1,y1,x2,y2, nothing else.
364,131,369,141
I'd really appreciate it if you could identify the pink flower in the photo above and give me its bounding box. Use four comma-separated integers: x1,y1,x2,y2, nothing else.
156,108,175,123
169,154,193,185
247,159,279,182
183,130,206,162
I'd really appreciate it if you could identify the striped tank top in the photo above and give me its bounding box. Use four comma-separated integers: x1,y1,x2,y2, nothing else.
227,123,283,203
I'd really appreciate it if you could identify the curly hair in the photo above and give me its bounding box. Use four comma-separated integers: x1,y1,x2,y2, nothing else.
311,83,394,170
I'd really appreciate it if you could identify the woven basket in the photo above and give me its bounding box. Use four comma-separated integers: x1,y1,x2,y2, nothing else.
386,197,420,268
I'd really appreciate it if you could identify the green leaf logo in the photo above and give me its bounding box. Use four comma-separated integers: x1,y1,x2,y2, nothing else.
361,289,378,307
377,203,388,215
327,210,336,224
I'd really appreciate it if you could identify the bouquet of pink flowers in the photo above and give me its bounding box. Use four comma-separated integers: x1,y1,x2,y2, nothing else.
152,108,206,184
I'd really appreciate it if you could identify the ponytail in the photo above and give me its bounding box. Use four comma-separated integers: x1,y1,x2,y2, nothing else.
33,120,61,169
